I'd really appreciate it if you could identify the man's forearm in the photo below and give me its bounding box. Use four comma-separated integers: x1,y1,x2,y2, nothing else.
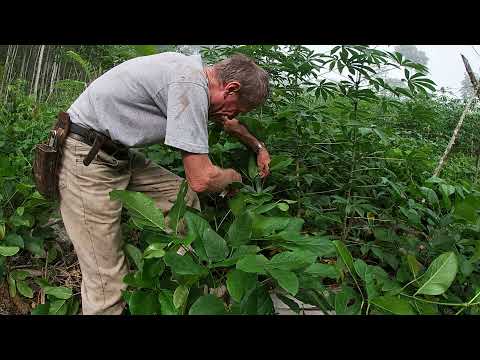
222,118,264,153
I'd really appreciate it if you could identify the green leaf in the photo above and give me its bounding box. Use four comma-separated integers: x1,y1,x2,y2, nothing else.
334,286,361,315
143,243,166,259
406,254,423,278
454,195,480,222
158,289,179,315
168,180,188,234
164,252,208,277
304,263,340,279
185,212,228,262
49,299,68,315
188,294,226,315
10,270,29,280
228,192,246,216
267,250,317,271
333,240,357,280
420,187,439,207
110,190,165,231
124,243,143,270
226,210,253,247
267,268,299,295
226,269,257,302
31,304,50,315
236,254,269,274
128,290,161,315
44,286,73,300
173,285,189,309
415,252,458,296
0,245,20,257
370,296,415,315
277,203,289,212
16,280,33,298
5,233,24,248
248,154,258,179
252,216,304,238
269,156,293,172
278,232,335,256
240,285,274,315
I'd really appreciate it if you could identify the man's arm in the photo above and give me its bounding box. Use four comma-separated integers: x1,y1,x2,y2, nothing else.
182,152,242,193
218,117,271,178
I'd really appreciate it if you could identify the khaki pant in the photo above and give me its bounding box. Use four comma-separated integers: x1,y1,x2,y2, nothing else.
58,137,200,315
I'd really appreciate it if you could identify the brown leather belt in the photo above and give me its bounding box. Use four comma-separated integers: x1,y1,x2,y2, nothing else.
69,122,130,164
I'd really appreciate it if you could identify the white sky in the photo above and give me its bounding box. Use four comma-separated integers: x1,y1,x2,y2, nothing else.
307,45,480,97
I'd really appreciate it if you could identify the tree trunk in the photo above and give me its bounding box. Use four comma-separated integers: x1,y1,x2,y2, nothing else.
33,45,45,101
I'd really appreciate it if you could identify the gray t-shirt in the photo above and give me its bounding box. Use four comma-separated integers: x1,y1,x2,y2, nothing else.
67,52,210,154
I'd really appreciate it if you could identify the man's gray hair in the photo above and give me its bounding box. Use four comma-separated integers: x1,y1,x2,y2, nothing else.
213,54,270,109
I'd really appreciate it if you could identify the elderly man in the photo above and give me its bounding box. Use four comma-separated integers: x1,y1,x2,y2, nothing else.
57,51,271,315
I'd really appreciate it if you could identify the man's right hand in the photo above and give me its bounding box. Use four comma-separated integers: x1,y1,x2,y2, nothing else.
182,152,242,193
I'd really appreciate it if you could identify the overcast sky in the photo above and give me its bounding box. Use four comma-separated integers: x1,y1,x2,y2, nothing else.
307,45,480,97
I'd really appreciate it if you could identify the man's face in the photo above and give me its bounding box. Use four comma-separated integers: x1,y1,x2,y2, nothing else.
209,82,250,121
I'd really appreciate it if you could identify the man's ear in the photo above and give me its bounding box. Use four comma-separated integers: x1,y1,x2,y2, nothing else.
225,81,241,96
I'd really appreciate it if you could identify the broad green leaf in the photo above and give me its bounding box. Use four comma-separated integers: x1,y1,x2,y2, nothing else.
168,180,188,234
44,286,73,300
128,290,161,315
415,252,458,296
226,269,257,302
420,187,439,207
334,286,361,315
406,254,423,278
240,285,275,315
370,296,415,315
173,285,189,309
333,240,357,280
277,203,289,212
143,243,166,259
278,232,335,256
185,211,228,262
110,190,165,230
236,254,269,274
267,250,317,271
211,245,260,268
188,294,226,315
31,304,50,315
454,195,480,223
0,245,20,257
10,270,29,280
267,268,299,295
304,263,340,279
16,280,33,298
158,289,179,315
49,299,68,315
269,156,293,172
228,192,246,216
226,210,253,247
124,243,143,270
252,216,304,237
164,252,208,277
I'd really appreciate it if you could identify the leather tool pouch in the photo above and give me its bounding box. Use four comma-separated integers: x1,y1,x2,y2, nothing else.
32,112,71,200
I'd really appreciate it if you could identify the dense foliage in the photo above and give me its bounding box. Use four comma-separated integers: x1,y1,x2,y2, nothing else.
1,45,480,315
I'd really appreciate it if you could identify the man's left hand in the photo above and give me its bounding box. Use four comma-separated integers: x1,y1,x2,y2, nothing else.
257,148,271,178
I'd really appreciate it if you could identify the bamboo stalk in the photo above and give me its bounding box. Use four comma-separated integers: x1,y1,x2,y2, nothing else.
33,45,45,101
433,57,479,178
